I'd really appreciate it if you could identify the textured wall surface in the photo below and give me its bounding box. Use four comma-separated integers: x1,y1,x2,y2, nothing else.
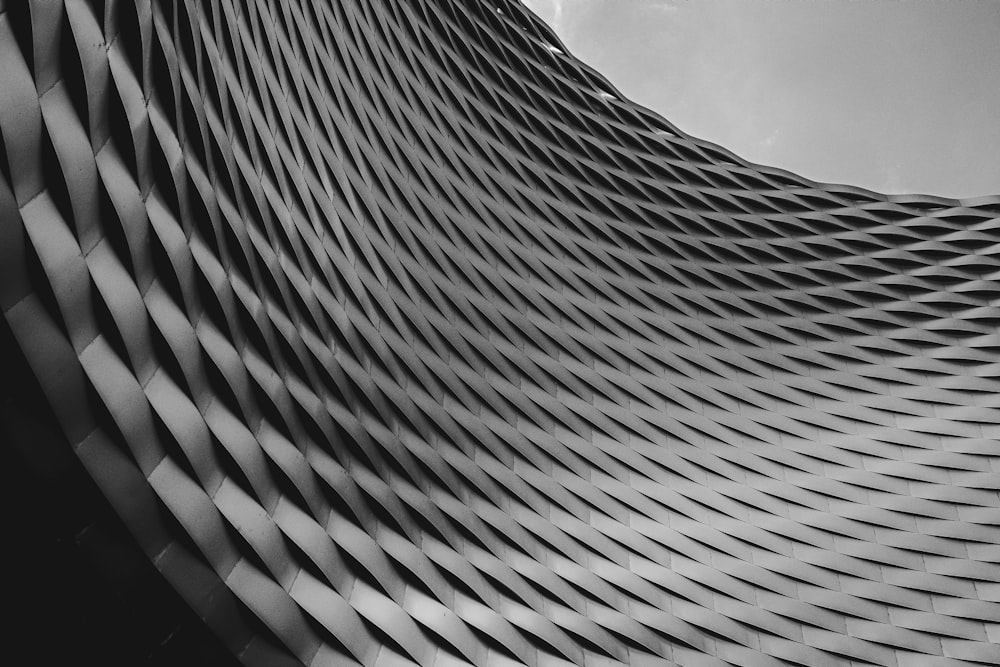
2,0,999,665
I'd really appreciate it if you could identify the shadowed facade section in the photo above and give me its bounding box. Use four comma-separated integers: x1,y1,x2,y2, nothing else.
1,0,999,665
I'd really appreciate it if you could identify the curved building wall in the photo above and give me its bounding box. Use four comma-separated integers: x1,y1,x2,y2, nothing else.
1,0,999,665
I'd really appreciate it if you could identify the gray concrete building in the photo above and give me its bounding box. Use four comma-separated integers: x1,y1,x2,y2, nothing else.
1,0,998,665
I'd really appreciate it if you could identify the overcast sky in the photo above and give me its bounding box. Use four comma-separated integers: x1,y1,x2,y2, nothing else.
521,0,1000,200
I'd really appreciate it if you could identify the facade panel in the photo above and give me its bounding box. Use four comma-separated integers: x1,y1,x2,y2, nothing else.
1,1,998,665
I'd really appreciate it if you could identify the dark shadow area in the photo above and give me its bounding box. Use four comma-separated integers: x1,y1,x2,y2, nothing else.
0,318,242,667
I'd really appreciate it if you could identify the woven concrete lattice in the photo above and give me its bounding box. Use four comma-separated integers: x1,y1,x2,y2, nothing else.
2,0,999,665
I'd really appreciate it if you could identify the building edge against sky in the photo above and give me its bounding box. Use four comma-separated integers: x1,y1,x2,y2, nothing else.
2,1,1000,666
523,0,1000,200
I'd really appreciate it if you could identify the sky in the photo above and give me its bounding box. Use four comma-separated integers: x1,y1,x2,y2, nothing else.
520,0,1000,200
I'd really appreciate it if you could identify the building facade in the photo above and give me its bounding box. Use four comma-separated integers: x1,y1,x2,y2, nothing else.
1,0,999,665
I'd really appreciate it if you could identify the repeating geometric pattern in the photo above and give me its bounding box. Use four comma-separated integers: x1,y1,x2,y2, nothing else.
1,0,999,665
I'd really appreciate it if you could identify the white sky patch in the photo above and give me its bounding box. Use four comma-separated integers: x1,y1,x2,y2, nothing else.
646,0,680,13
881,161,905,194
760,128,780,150
521,0,565,31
